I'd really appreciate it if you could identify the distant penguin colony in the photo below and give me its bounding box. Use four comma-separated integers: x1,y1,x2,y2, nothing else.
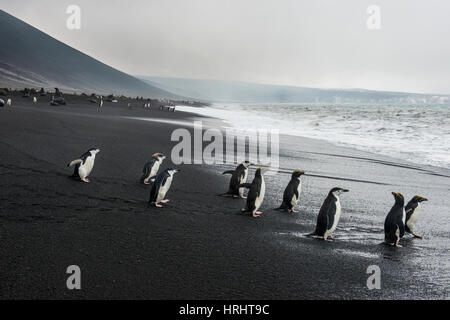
67,148,101,183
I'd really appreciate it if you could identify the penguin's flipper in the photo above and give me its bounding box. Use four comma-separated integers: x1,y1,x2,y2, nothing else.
67,159,83,167
222,170,235,175
237,183,252,189
398,222,405,238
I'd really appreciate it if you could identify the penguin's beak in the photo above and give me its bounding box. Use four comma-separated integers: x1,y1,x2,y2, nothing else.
391,192,397,196
422,197,428,201
342,189,349,192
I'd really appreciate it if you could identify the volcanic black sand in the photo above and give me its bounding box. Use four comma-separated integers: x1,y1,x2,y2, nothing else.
0,92,449,299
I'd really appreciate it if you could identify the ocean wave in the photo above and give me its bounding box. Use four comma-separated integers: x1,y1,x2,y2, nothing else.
176,103,450,169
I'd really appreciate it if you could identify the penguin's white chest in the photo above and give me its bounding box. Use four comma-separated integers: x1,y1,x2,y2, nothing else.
151,161,161,177
291,180,302,207
329,197,341,233
402,208,406,225
239,169,248,197
241,169,248,184
157,175,173,202
407,204,421,230
79,155,95,178
254,177,265,211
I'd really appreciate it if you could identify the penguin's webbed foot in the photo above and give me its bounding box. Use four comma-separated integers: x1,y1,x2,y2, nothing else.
290,209,299,213
155,203,163,208
81,178,90,183
252,212,262,218
160,199,170,203
143,181,150,185
240,196,247,199
394,243,403,248
413,233,423,239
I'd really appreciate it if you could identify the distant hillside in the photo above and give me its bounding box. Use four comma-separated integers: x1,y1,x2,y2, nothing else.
0,10,179,98
140,76,449,104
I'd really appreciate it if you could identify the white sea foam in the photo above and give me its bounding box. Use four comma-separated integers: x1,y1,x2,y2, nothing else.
176,103,450,169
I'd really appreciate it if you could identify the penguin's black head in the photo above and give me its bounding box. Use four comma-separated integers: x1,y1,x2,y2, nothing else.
255,167,268,176
292,170,305,178
329,187,349,196
391,192,405,202
411,195,428,203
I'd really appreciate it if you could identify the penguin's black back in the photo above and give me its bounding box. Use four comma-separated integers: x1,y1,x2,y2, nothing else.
245,172,262,211
280,177,300,210
149,171,170,203
228,164,246,194
313,193,336,236
141,158,157,181
384,198,405,243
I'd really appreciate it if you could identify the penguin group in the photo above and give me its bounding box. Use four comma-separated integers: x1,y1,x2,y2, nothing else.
67,148,180,209
64,144,427,248
384,192,428,247
220,161,428,246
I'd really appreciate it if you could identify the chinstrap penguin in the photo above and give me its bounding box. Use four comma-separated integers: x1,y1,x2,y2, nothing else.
276,170,305,213
67,148,101,183
141,153,166,184
220,160,251,198
307,187,349,241
238,167,267,217
148,168,180,207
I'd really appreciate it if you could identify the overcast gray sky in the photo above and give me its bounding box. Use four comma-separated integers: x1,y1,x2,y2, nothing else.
2,0,450,94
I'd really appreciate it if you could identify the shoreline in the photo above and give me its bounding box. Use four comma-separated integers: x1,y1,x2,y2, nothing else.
175,103,450,172
0,92,449,299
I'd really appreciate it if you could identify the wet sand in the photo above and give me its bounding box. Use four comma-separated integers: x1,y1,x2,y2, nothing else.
0,93,449,299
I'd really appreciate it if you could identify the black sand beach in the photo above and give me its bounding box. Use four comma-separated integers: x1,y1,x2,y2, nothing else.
0,92,449,299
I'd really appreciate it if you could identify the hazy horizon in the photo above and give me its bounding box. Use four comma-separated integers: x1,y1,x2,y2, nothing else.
1,0,450,94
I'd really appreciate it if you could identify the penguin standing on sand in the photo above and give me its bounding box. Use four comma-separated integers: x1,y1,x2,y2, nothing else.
308,187,349,241
220,161,251,198
404,195,428,239
140,153,166,184
149,168,180,207
67,148,101,183
276,170,305,213
384,192,406,247
238,167,267,217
